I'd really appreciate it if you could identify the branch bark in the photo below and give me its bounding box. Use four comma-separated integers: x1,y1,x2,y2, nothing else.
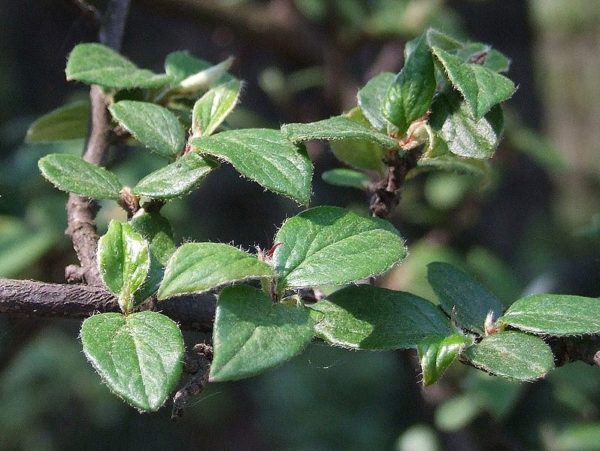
0,278,214,333
65,0,131,286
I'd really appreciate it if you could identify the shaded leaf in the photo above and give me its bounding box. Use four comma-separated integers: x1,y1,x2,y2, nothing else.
191,128,312,205
38,153,122,199
192,79,241,137
109,101,185,159
26,101,89,143
158,243,273,299
427,262,504,334
383,35,436,135
133,153,217,199
66,43,170,89
501,294,600,336
164,51,212,84
429,91,504,159
431,46,515,120
418,334,472,386
282,116,398,149
464,331,554,381
80,311,184,412
210,285,314,381
272,206,406,289
310,285,451,350
357,72,395,131
321,168,370,190
97,221,150,312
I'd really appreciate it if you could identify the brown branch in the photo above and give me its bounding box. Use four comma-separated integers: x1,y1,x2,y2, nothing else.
66,0,131,285
0,278,215,333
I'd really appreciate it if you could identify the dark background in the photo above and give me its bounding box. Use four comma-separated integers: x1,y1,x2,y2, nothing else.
1,1,599,449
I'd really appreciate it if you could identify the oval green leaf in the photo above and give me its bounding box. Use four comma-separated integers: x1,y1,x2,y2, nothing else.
321,168,370,190
191,128,312,205
133,153,217,199
26,101,90,143
501,294,600,336
164,51,212,84
66,43,170,89
38,153,122,200
158,242,274,299
418,334,473,386
357,72,395,131
429,91,504,160
210,284,315,382
97,221,150,312
282,115,398,149
427,262,504,334
192,79,241,137
464,331,554,381
80,311,184,412
109,101,185,159
309,285,451,350
431,46,515,120
273,206,406,289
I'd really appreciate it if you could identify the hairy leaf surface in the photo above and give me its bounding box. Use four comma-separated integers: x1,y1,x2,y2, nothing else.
192,79,241,137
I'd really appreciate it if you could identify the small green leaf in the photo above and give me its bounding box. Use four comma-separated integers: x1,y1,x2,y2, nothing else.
191,128,312,205
282,116,398,149
164,51,212,84
418,334,472,386
66,43,170,89
130,211,176,304
273,206,406,289
133,153,217,199
97,221,150,312
429,91,504,159
109,101,185,159
357,72,395,131
192,79,241,137
464,331,554,381
501,294,600,336
80,311,184,412
38,154,122,199
309,285,451,350
455,43,511,73
383,35,436,135
431,46,515,120
26,101,90,143
158,243,274,299
427,262,504,334
321,168,370,190
328,108,386,171
210,285,314,381
426,29,463,52
178,57,235,94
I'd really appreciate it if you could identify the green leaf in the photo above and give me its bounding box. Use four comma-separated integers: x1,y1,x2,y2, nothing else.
192,79,241,137
210,285,314,381
429,91,504,159
66,43,170,89
282,116,398,149
357,72,395,131
427,262,503,334
38,153,122,199
321,168,370,190
178,57,235,94
426,29,463,52
328,108,385,171
383,35,436,135
272,206,406,289
431,46,515,120
191,128,312,205
158,243,274,299
80,311,184,412
164,51,212,84
133,153,217,199
455,43,511,73
464,331,554,381
309,285,451,350
418,334,472,386
26,101,90,143
109,101,185,159
130,211,176,303
97,221,150,312
500,294,600,336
